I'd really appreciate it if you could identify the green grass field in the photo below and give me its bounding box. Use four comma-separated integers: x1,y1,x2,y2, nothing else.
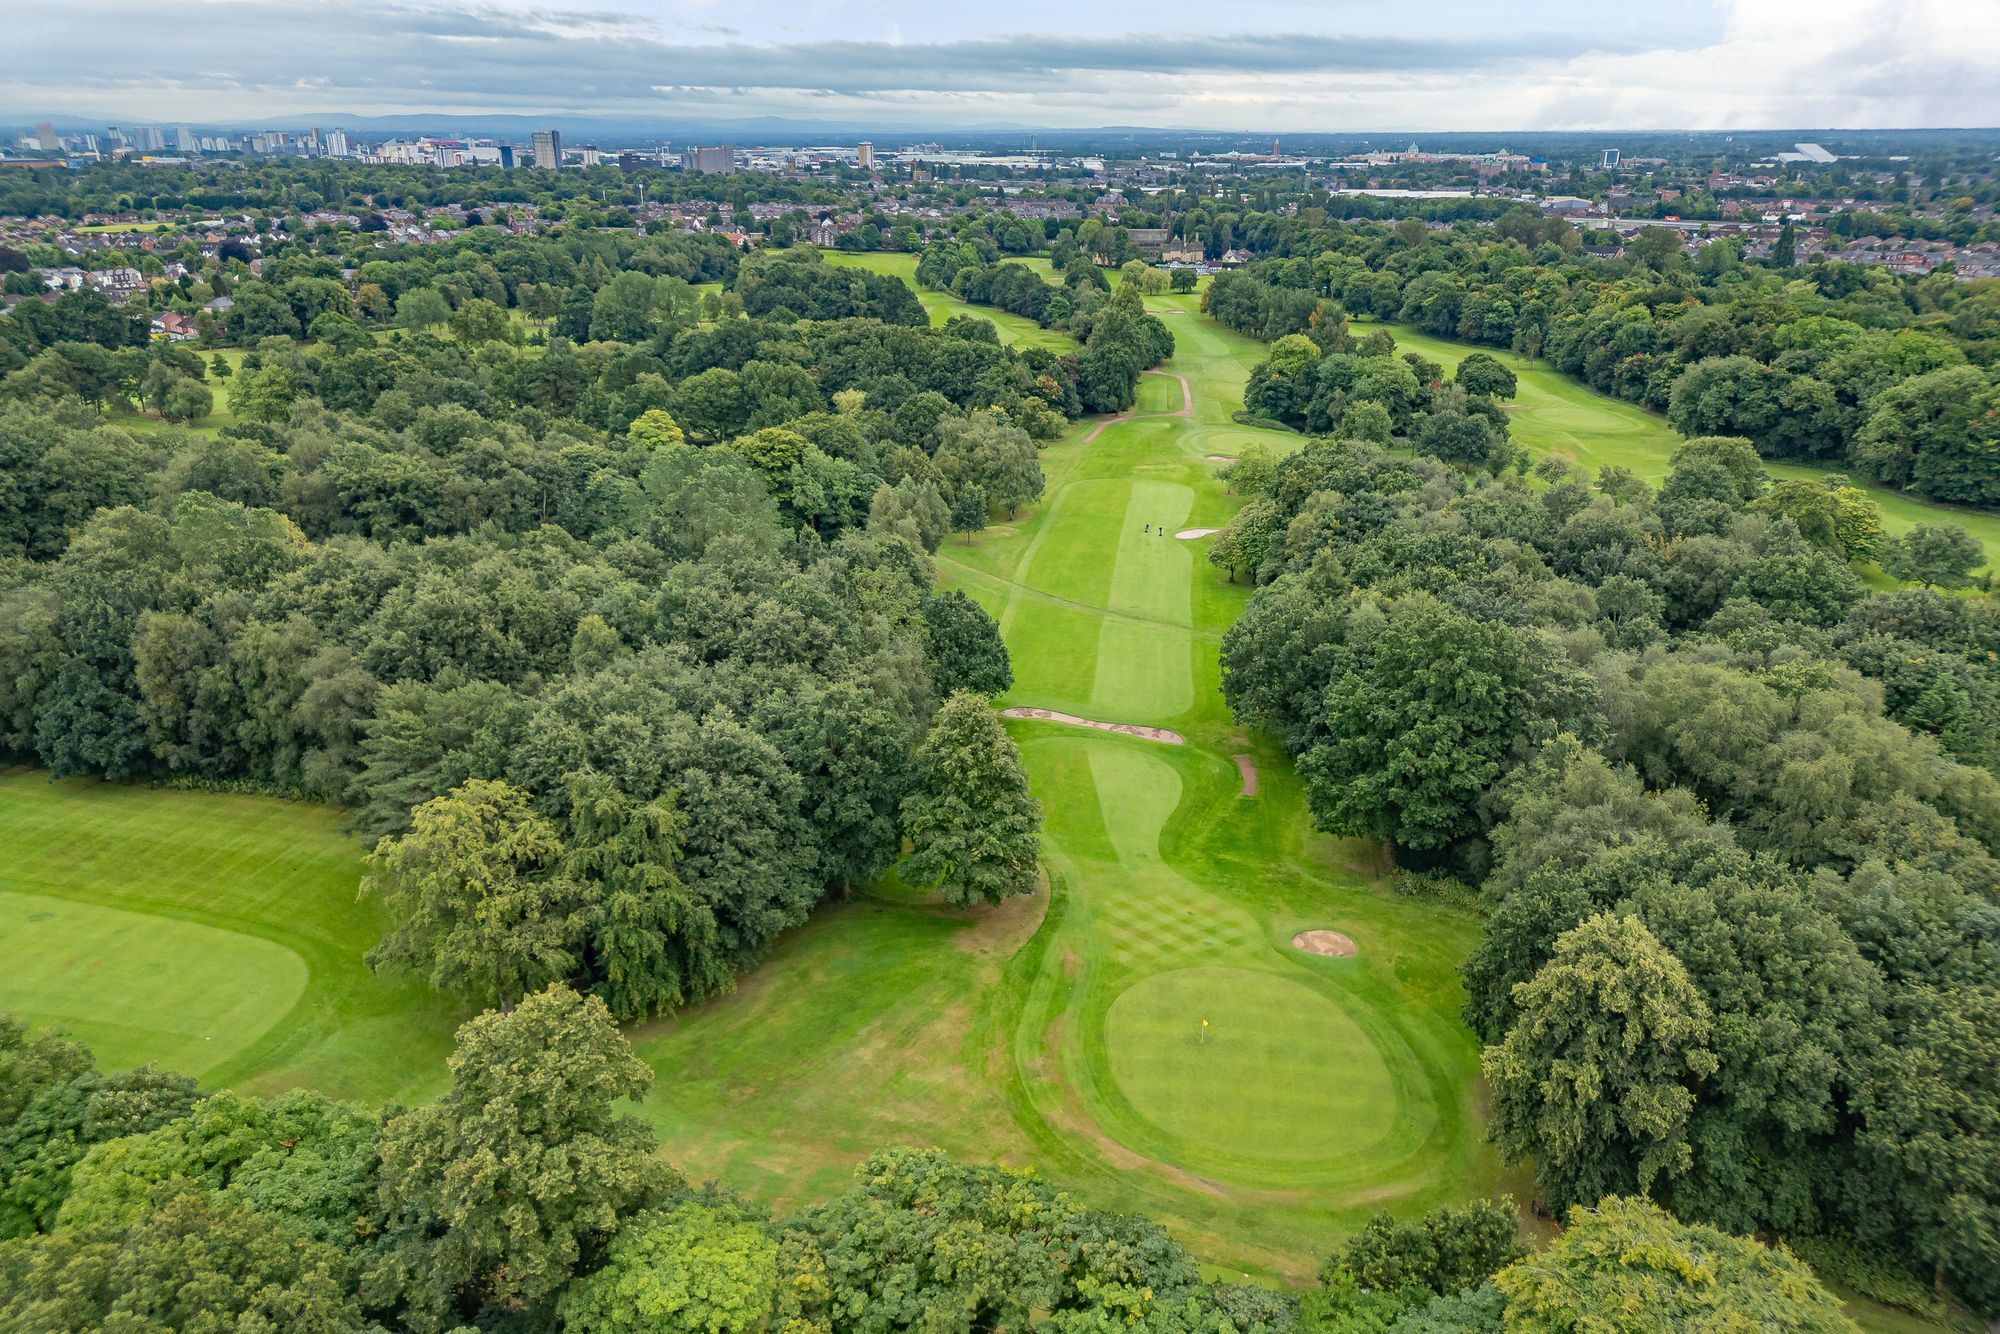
114,346,247,436
0,769,456,1100
823,250,1076,351
1350,318,2000,576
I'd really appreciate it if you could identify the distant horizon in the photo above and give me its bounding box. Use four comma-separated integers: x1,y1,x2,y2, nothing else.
10,0,1996,133
11,114,2000,145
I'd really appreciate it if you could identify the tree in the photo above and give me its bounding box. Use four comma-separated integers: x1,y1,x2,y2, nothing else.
561,771,721,1020
367,985,674,1331
1302,595,1525,850
787,1148,1232,1328
1170,266,1199,293
161,377,212,423
1415,408,1501,469
1455,351,1518,399
901,692,1041,907
0,1017,199,1238
1772,220,1798,267
1882,523,1984,589
558,1202,779,1334
935,412,1045,518
362,778,587,1011
922,589,1012,699
0,1185,365,1332
626,407,686,450
235,362,298,423
1484,913,1720,1212
1493,1196,1853,1332
949,480,988,542
1854,985,2000,1312
393,287,451,332
1323,1198,1525,1303
447,295,508,345
1339,398,1394,442
1668,356,1785,449
1751,477,1881,560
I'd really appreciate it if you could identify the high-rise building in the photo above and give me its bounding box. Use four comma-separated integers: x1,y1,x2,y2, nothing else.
531,129,562,169
679,144,734,173
326,129,351,158
857,140,873,169
1599,148,1621,170
137,125,165,151
35,121,58,151
175,126,196,152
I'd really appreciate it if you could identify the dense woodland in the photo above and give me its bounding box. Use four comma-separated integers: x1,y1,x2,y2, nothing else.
1215,433,2000,1317
0,235,1102,1026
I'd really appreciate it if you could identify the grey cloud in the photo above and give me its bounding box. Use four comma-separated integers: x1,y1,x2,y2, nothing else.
8,1,1599,112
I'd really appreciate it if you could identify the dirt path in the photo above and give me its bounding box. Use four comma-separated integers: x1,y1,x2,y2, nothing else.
998,708,1185,745
1079,370,1193,443
1233,754,1258,796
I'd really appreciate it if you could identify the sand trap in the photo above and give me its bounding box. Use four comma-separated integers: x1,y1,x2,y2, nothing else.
1205,454,1238,463
1175,528,1221,540
999,708,1185,745
1292,930,1356,958
1233,754,1258,796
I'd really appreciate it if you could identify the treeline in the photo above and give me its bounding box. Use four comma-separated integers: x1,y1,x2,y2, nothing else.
1237,325,1524,474
0,997,1859,1332
913,239,1176,413
1208,221,2000,506
1215,435,2000,1317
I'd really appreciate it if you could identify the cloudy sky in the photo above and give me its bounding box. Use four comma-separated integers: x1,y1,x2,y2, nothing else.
7,0,1998,130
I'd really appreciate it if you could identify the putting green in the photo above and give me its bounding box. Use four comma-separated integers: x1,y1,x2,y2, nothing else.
1106,966,1397,1164
0,769,457,1102
0,889,307,1077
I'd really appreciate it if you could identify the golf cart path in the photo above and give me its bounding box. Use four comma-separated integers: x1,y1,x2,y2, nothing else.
999,708,1185,745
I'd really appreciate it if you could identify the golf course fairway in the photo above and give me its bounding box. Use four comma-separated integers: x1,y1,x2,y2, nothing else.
632,289,1508,1276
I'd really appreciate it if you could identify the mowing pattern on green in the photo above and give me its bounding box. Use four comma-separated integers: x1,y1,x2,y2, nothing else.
0,889,305,1078
0,770,458,1103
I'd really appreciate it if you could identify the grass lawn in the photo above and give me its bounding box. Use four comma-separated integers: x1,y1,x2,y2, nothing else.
0,769,457,1103
1349,318,2000,576
823,250,1076,352
112,346,247,436
77,221,173,234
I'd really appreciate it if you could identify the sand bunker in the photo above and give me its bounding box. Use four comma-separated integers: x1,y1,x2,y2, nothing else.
1205,454,1238,463
1291,930,1357,958
999,708,1185,745
1175,528,1221,540
1233,754,1258,796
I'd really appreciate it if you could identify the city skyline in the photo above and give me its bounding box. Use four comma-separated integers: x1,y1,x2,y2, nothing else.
6,0,1997,133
